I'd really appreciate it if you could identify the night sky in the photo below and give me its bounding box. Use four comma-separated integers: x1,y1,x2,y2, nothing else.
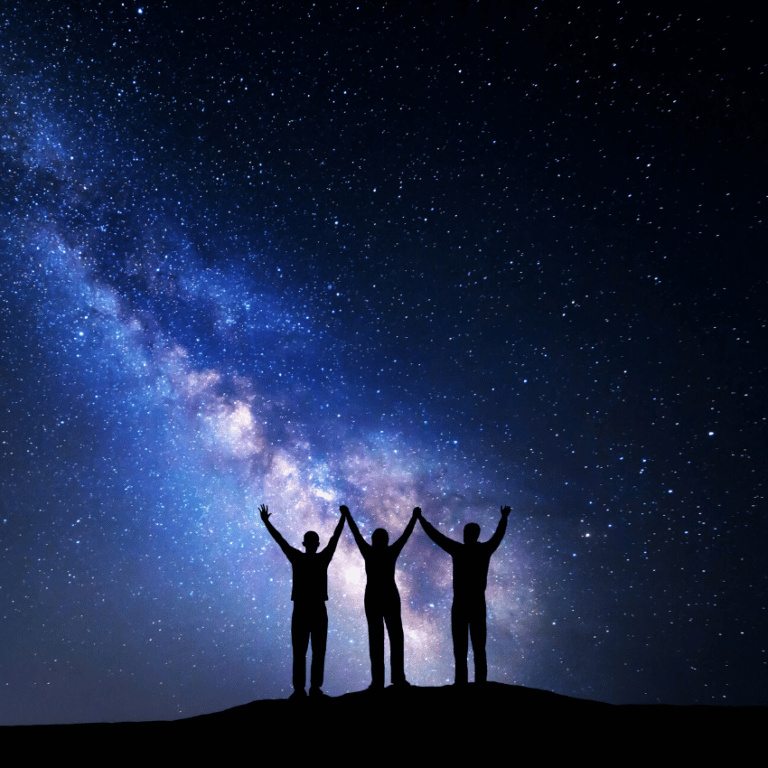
1,1,766,724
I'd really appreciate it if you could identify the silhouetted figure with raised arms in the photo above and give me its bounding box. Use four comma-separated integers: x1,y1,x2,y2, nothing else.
341,504,418,690
260,503,345,698
418,505,511,685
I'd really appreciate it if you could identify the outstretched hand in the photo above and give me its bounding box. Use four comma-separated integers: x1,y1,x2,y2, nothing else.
259,504,270,522
500,505,511,518
413,507,422,519
339,505,350,518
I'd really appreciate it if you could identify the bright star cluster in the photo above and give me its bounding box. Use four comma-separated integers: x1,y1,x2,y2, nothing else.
1,2,765,724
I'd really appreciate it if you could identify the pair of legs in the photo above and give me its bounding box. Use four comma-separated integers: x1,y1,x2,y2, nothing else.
365,589,406,687
291,601,328,693
451,596,487,684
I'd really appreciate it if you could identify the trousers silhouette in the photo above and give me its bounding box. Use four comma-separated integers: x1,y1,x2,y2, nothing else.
365,590,406,688
292,601,328,692
452,596,487,684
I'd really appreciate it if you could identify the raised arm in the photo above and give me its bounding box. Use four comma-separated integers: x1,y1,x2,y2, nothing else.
487,505,511,553
259,504,295,560
419,512,461,555
340,505,370,556
321,510,346,560
390,507,420,557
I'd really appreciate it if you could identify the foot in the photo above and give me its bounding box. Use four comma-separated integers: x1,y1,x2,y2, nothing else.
308,687,327,698
289,689,307,700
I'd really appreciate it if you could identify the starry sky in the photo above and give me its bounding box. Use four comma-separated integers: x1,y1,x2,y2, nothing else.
1,1,766,724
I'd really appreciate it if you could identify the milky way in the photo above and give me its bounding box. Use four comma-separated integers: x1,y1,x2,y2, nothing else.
1,3,765,723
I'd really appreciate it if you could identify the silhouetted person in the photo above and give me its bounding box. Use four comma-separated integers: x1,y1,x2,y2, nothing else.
341,504,418,690
418,505,511,685
260,503,345,698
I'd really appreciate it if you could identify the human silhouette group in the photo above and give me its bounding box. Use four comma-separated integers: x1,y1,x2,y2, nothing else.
260,502,511,698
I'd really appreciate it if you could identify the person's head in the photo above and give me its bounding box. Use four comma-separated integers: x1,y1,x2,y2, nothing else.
463,523,480,544
303,531,320,553
371,528,389,549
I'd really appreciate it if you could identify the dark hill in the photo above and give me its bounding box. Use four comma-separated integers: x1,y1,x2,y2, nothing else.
3,683,763,759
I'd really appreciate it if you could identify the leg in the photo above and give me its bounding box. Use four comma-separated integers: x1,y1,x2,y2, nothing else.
469,596,488,683
291,605,310,693
309,603,328,691
365,594,385,688
451,600,469,685
383,591,406,685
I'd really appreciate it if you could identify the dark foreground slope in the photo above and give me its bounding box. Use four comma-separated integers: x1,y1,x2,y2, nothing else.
4,683,763,760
